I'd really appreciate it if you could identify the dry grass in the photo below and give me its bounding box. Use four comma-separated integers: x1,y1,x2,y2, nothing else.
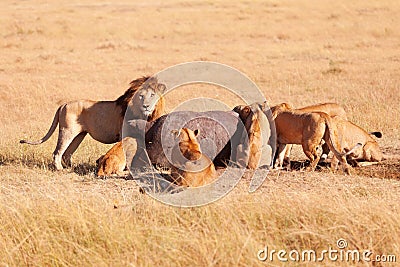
1,0,400,266
1,167,400,266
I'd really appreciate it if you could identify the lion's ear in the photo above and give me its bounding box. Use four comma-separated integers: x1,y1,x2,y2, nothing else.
271,110,279,120
251,114,259,123
260,101,268,111
171,129,181,138
157,83,167,94
284,102,293,110
232,105,241,113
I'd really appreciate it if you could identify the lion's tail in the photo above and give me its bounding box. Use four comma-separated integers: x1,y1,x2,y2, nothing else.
20,105,62,145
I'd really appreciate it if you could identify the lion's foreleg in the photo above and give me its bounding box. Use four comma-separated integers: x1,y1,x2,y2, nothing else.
303,142,321,172
274,143,287,169
282,144,292,168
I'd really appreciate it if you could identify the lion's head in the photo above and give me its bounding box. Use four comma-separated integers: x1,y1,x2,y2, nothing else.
234,104,260,134
132,77,167,120
270,102,293,119
116,76,149,115
171,128,202,161
233,103,273,169
123,77,166,121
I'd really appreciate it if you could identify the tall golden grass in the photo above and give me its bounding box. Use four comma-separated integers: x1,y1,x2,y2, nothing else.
1,0,399,266
1,167,399,266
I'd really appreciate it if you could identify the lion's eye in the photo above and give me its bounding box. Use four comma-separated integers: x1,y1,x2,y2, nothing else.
139,95,144,100
150,93,155,97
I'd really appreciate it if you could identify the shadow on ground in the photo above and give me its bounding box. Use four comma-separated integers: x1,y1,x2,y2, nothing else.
72,163,97,176
283,157,400,180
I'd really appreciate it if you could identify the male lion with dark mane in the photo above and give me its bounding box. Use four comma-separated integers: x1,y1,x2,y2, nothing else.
20,76,166,170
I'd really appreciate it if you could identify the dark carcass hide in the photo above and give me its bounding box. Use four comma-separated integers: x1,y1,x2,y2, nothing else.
125,111,247,169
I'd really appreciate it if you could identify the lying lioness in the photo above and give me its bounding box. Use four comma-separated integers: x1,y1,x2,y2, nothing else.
330,116,383,167
96,137,137,177
170,128,217,187
271,103,359,174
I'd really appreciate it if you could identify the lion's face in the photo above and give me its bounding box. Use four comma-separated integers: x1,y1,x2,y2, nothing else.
172,128,202,161
135,79,166,118
233,105,251,120
234,105,257,131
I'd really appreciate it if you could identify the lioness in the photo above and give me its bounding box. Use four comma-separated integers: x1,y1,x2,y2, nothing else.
280,102,348,166
233,103,274,169
270,103,359,174
330,116,383,167
96,137,138,177
170,128,217,187
20,77,166,170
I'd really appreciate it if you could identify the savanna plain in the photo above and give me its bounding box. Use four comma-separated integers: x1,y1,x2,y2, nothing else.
1,0,400,266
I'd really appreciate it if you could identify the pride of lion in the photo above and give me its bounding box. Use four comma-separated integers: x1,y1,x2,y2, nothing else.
20,75,385,188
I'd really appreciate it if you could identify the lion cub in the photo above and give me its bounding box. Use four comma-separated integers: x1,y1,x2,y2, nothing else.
170,128,217,187
96,137,137,177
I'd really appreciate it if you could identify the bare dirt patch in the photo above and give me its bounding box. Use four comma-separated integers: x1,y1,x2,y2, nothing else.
353,158,400,180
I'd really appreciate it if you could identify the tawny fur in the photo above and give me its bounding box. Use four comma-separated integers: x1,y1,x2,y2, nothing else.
277,102,348,165
234,103,271,169
20,77,166,170
270,103,352,174
96,137,138,177
330,116,383,167
170,128,217,187
295,102,347,119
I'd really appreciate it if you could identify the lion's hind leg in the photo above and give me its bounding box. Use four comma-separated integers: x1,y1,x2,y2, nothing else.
62,132,87,167
53,128,82,170
326,142,352,175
